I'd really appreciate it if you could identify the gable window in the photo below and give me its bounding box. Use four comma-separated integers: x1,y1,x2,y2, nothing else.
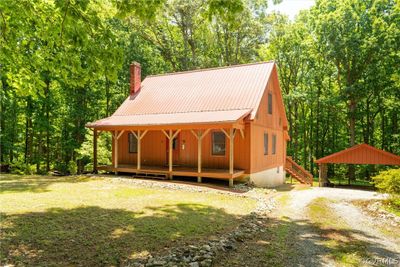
128,133,138,153
212,131,226,156
272,134,276,155
264,133,268,155
268,92,273,114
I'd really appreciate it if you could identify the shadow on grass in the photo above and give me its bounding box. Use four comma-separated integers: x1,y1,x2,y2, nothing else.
108,173,251,194
0,204,240,266
215,217,400,267
0,175,93,194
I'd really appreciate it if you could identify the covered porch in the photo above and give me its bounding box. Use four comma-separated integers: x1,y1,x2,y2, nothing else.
89,115,249,186
98,164,245,182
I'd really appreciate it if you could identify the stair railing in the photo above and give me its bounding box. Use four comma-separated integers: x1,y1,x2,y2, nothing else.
286,157,313,185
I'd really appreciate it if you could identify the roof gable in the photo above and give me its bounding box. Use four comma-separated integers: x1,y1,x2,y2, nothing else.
87,62,289,128
315,144,400,165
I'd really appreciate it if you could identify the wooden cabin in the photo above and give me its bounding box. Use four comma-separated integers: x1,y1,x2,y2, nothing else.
86,62,290,187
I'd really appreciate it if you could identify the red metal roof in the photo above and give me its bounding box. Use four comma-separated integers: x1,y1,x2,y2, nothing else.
315,144,400,165
88,62,282,128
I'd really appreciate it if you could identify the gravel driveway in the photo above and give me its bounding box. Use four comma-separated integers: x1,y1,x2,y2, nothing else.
272,187,400,267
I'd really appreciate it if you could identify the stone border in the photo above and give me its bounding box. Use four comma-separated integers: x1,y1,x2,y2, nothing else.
87,175,276,267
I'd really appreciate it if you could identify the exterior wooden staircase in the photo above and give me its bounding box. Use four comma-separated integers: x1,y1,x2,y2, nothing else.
285,156,313,185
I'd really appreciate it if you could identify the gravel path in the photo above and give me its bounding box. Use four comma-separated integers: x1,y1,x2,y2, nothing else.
272,187,400,267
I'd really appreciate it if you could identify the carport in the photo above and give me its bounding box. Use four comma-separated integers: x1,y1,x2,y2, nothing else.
315,144,400,187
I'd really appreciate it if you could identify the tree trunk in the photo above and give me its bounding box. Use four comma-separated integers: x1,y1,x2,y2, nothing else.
45,80,51,172
348,98,356,184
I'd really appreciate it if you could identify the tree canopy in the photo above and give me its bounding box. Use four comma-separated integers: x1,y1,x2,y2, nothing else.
1,0,399,179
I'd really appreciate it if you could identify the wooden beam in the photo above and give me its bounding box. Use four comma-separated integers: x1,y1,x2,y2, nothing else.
190,129,199,139
129,130,149,170
161,129,181,177
116,130,125,140
239,129,244,139
190,129,210,140
197,130,202,181
140,130,148,140
114,130,119,173
93,129,98,173
168,130,173,173
319,163,328,187
137,130,142,170
229,128,235,175
221,128,230,139
201,129,210,140
172,129,181,139
130,130,138,139
161,129,170,139
190,129,210,184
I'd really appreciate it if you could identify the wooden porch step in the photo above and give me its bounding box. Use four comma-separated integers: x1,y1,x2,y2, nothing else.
285,157,313,185
132,171,168,180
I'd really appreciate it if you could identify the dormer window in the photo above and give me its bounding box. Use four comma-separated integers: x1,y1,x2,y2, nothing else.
268,92,273,114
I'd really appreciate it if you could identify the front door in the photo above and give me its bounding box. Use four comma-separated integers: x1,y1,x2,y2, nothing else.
166,134,180,166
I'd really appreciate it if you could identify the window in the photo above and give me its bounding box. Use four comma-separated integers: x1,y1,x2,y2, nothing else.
212,131,226,156
272,134,276,155
263,133,268,155
128,133,138,153
172,138,178,149
268,92,273,114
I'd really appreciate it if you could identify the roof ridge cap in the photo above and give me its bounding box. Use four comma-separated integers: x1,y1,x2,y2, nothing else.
112,108,253,117
146,61,275,78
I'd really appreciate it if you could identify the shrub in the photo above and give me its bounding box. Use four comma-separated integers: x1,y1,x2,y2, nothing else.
372,168,400,195
68,160,77,175
372,168,400,209
9,161,36,175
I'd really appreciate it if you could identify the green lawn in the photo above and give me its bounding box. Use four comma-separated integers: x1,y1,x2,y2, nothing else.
0,174,256,266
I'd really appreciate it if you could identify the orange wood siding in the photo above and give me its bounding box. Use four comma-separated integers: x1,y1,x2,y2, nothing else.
115,128,251,172
115,131,166,166
250,72,287,173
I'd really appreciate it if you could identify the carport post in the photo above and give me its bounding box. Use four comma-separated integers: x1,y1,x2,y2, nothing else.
318,163,328,187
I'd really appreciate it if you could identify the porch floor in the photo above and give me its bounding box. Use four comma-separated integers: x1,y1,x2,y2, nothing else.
97,164,245,179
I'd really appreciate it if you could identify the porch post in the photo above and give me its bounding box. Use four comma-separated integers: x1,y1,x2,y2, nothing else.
169,130,173,173
197,131,202,183
137,130,141,170
114,131,118,174
93,129,98,173
136,130,148,170
162,129,180,179
319,163,328,187
191,129,210,183
229,128,236,187
113,130,125,174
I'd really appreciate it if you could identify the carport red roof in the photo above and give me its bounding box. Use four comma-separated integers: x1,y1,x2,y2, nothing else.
315,144,400,165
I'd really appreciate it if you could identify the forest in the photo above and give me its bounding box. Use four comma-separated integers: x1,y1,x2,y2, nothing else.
0,0,399,180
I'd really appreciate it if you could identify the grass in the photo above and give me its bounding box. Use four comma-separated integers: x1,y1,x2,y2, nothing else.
307,197,371,266
382,202,400,217
0,174,256,266
351,199,400,239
